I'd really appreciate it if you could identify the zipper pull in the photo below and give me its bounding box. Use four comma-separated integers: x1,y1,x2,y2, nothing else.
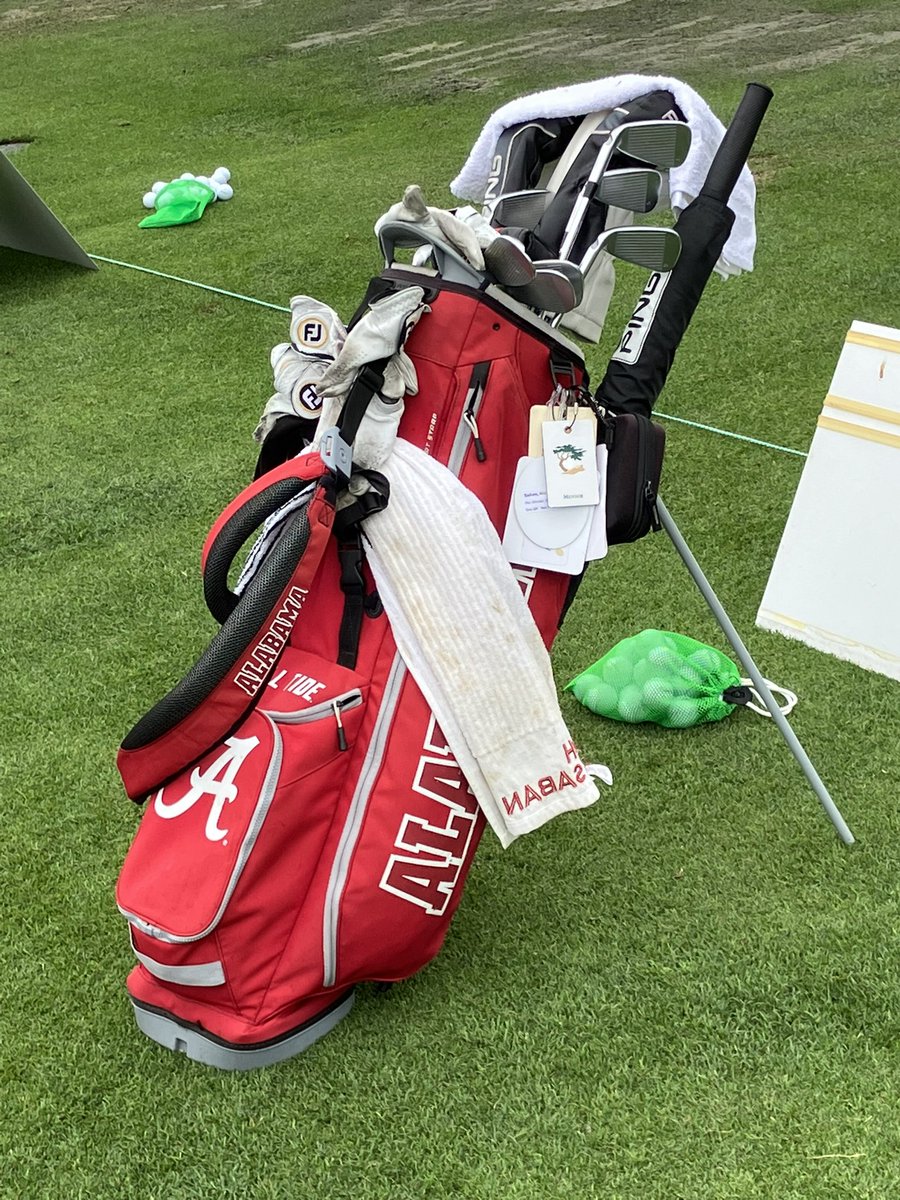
644,481,661,532
332,699,348,751
463,411,487,462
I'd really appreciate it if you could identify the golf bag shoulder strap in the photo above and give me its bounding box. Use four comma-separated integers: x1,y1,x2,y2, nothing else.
118,452,337,801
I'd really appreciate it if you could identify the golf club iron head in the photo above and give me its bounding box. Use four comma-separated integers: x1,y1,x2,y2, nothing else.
582,226,682,274
507,260,584,314
489,189,552,229
483,233,536,287
490,168,661,231
597,167,662,214
611,119,692,171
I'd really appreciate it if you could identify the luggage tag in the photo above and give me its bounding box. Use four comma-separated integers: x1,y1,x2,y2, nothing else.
528,403,597,457
541,415,600,508
501,455,593,575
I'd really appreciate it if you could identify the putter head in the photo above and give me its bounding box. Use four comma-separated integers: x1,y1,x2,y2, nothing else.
585,226,682,273
598,168,662,214
611,120,692,171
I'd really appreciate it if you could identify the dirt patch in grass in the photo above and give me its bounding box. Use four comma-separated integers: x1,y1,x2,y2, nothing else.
285,5,900,89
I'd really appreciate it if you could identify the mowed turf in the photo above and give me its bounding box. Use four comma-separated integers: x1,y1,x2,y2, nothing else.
2,1,900,1196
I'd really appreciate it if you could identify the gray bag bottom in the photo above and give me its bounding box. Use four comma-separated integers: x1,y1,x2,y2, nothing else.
130,988,356,1071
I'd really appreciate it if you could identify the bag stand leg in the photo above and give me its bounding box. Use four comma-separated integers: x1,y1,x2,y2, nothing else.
656,497,855,846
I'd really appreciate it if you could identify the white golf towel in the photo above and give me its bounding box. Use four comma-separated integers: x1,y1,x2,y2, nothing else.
364,438,606,848
451,74,758,277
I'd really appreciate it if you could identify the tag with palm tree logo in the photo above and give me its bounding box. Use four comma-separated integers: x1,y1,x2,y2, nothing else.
541,419,601,508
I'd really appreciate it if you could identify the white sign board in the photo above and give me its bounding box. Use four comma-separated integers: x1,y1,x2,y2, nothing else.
757,320,900,680
0,149,96,269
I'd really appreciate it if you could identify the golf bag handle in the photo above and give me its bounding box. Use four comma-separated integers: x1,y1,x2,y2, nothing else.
701,82,774,204
202,453,329,624
376,219,486,289
118,464,337,800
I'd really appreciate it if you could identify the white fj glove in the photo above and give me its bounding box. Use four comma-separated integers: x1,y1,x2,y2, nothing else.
253,296,347,443
376,184,486,270
314,286,428,471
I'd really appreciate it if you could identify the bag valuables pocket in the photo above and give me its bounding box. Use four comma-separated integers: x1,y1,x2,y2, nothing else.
603,411,666,544
116,648,367,1011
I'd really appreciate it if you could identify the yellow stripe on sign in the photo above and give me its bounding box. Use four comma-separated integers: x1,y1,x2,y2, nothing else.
817,414,900,451
825,394,900,427
846,330,900,353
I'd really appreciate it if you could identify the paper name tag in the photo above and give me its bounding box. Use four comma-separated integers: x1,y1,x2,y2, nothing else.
501,456,593,575
528,405,596,456
541,418,600,507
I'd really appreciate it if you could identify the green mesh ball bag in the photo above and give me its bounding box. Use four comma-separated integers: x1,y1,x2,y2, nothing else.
566,629,771,729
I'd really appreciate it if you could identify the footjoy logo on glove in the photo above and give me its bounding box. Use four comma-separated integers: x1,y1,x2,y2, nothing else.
292,382,322,416
153,735,259,843
234,586,309,696
379,716,479,917
295,318,328,349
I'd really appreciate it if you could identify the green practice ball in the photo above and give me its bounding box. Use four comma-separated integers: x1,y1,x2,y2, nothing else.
665,697,701,728
687,646,722,676
601,655,633,689
581,680,619,717
632,658,658,688
642,678,674,715
647,645,685,675
675,660,704,687
617,683,647,723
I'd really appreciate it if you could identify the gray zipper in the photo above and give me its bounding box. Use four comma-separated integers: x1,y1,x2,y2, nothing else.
322,654,407,987
319,356,497,987
449,382,486,475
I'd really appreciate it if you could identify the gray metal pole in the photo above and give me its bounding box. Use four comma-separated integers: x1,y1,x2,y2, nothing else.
656,496,855,845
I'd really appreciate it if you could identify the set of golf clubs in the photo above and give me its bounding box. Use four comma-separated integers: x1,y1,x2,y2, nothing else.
485,117,693,324
376,118,692,326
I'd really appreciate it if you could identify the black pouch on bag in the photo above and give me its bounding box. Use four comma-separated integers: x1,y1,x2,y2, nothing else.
602,411,666,544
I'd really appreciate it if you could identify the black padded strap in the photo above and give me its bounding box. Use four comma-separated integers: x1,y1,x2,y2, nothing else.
332,470,390,669
336,534,367,669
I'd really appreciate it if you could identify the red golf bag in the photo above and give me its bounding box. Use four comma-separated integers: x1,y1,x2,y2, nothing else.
115,270,590,1069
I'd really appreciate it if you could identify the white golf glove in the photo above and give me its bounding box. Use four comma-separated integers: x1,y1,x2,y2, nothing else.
314,287,428,470
253,296,347,443
376,184,486,270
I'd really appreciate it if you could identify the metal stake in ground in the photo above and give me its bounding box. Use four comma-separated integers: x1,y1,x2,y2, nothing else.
657,496,855,845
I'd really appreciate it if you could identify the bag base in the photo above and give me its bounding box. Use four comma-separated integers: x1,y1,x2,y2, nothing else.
129,988,356,1071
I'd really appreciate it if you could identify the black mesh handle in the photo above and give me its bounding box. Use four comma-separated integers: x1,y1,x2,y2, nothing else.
203,473,318,625
701,83,773,204
121,511,315,757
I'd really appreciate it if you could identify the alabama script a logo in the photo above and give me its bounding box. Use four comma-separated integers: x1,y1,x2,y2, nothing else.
379,716,479,916
153,735,259,843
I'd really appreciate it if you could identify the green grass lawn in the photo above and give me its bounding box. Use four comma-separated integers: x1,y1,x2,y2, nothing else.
2,1,900,1196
